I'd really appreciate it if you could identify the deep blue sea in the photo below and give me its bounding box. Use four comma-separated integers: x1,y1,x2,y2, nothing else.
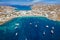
0,5,31,10
0,17,60,40
10,5,31,10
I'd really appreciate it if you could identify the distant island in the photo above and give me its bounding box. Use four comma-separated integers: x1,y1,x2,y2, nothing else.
0,3,60,25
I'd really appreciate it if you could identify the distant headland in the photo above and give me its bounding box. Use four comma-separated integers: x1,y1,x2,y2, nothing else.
0,3,60,25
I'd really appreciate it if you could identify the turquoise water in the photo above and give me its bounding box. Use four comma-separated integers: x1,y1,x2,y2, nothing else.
0,17,60,40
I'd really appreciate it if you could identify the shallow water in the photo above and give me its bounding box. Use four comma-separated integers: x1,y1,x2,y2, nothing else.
0,17,60,40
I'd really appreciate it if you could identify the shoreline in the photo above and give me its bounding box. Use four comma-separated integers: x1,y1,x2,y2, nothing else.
1,16,60,26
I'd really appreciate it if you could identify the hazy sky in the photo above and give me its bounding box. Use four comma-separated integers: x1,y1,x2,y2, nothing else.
0,0,60,5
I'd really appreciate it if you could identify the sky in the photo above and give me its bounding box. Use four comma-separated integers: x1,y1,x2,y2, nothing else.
0,0,60,5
